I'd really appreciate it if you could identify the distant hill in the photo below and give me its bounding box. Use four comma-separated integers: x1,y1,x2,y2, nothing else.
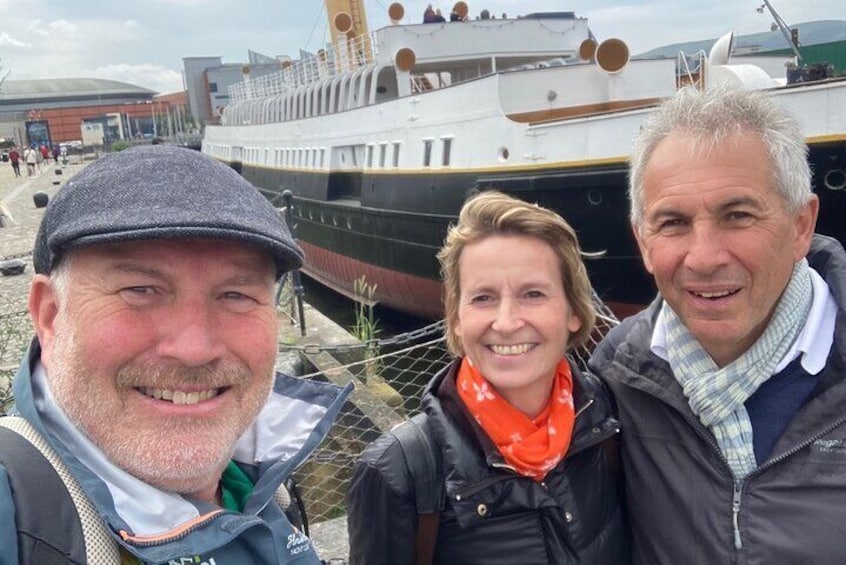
637,20,846,59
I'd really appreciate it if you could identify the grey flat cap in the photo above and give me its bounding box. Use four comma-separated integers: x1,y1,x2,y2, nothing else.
34,145,303,277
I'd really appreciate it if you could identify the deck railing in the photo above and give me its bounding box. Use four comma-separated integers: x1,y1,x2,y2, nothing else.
229,32,380,103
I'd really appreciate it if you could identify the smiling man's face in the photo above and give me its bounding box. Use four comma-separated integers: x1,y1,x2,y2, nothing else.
31,238,279,501
635,131,817,366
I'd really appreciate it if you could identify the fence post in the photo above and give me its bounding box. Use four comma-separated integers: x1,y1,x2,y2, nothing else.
282,190,307,336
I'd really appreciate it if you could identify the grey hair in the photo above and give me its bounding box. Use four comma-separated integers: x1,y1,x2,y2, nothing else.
628,84,812,229
49,253,75,302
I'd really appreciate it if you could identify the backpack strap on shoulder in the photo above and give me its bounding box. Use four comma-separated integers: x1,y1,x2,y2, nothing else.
0,416,120,564
390,412,444,565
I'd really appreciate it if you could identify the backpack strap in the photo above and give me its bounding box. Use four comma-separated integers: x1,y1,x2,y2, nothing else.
0,416,120,564
390,412,445,565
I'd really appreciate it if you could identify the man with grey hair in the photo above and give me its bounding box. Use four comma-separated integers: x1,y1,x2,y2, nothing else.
591,85,846,564
0,145,351,564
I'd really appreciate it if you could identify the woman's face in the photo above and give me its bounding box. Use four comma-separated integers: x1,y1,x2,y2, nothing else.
453,234,582,416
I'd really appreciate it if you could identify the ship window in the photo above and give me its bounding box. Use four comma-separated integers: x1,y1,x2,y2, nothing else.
423,139,433,167
392,142,401,167
366,144,374,168
320,148,326,168
441,137,453,167
379,143,387,168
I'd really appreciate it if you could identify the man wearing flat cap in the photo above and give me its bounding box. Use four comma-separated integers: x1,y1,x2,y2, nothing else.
0,146,351,564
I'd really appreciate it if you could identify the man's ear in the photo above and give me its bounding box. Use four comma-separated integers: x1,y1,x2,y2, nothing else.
28,274,60,370
793,195,819,261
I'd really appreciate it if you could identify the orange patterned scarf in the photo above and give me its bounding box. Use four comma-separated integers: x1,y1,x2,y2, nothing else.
456,357,576,481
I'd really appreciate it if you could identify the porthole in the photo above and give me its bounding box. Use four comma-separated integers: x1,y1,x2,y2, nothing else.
498,147,510,162
587,189,603,206
824,169,846,191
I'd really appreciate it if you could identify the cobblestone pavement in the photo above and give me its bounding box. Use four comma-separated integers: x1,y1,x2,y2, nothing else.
0,159,75,313
1,159,79,376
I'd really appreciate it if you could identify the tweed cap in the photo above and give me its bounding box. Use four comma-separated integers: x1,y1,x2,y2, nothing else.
34,145,303,277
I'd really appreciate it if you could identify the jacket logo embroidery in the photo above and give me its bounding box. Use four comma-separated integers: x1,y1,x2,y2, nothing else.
813,439,846,455
167,557,217,565
287,530,311,555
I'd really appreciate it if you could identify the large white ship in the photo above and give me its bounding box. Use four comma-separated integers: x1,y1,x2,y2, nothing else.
203,1,846,319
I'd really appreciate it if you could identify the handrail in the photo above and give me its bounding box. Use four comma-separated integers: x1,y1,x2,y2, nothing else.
229,31,380,103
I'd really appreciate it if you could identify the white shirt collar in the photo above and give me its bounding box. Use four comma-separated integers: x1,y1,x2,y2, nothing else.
651,266,836,375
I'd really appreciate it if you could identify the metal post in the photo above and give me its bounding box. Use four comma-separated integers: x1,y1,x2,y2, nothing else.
282,190,307,336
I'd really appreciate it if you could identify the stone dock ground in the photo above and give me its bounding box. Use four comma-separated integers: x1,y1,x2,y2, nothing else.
0,154,351,562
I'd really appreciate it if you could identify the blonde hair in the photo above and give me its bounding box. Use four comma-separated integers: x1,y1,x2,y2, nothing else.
437,191,596,355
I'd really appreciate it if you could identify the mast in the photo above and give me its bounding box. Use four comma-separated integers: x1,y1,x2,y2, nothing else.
325,0,373,69
325,0,369,41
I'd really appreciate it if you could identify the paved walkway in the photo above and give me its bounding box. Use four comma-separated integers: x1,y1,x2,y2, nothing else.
0,159,73,314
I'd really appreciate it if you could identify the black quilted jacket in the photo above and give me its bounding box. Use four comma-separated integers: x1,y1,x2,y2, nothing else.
347,357,630,565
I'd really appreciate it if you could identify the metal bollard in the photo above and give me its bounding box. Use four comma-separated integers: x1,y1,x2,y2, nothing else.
282,189,307,336
33,192,49,208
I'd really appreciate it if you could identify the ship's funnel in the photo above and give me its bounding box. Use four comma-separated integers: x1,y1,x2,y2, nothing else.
709,31,735,66
453,1,469,20
395,47,416,71
579,38,597,61
388,2,405,23
334,11,354,35
596,38,629,73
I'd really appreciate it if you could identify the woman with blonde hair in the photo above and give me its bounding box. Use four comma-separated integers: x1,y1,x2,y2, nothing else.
347,191,629,564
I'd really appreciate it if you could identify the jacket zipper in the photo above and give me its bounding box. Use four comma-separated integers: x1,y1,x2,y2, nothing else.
731,482,743,549
633,370,846,553
733,415,846,549
119,510,226,547
455,396,616,501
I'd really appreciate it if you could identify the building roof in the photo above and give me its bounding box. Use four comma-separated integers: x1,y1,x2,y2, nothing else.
0,78,156,102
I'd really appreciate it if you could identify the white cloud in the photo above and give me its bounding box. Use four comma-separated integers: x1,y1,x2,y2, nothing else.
89,63,183,94
0,32,31,48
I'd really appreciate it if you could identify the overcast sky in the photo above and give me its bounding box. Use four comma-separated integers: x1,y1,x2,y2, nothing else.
0,0,841,94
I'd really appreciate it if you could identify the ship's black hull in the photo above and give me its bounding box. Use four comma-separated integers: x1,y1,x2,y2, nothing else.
234,138,845,320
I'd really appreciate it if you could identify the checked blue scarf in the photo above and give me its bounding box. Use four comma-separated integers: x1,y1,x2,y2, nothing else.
663,259,812,479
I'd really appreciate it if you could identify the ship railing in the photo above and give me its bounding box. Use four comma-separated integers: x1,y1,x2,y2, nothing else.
229,30,380,103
